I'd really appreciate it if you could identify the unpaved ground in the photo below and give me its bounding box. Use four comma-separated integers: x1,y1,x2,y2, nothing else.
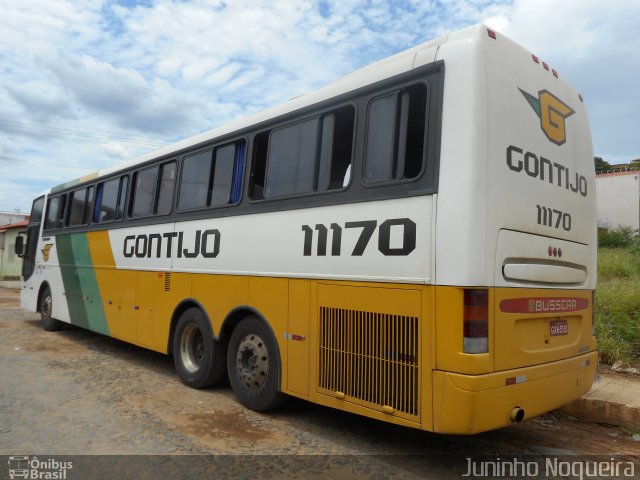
1,287,638,478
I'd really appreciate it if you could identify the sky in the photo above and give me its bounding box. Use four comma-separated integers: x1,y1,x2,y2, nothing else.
0,0,638,213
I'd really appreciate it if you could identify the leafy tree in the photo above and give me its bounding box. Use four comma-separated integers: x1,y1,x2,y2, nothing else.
594,156,611,172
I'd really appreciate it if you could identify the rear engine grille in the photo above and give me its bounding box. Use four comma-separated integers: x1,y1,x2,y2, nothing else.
318,307,419,419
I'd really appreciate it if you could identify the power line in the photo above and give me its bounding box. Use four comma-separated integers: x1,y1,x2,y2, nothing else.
0,154,97,171
0,124,167,150
0,117,171,145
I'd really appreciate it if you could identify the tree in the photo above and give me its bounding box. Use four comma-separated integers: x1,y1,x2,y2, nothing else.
594,156,611,172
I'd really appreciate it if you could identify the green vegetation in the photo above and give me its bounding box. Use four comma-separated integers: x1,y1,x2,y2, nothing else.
594,156,611,172
596,229,640,365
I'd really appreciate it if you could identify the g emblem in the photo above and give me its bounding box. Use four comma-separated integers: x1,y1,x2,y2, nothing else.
519,88,575,146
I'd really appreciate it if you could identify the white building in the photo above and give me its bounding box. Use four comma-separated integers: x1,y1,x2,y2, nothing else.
596,170,640,230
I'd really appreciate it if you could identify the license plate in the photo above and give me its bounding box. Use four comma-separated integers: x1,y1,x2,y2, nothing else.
550,319,569,336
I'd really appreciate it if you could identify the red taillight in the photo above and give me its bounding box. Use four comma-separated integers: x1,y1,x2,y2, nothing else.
463,289,488,354
532,54,539,64
487,28,496,39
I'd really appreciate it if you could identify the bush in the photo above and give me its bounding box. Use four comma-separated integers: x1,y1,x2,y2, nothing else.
598,226,638,248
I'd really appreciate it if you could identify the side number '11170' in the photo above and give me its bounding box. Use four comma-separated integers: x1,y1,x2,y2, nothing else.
301,218,416,257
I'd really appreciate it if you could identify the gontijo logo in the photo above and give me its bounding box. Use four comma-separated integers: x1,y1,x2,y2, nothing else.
519,88,575,146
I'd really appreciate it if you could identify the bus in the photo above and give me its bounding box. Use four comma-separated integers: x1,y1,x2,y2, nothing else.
16,24,597,434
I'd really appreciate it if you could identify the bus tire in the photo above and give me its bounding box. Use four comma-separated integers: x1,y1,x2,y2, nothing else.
173,307,226,389
227,316,286,411
40,286,62,332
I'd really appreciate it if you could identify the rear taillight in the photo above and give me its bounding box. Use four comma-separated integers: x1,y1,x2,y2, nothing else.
464,289,488,354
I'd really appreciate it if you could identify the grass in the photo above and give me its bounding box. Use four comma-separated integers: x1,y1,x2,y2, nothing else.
596,241,640,365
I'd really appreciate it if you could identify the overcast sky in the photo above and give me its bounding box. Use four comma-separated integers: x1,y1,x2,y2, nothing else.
1,0,638,213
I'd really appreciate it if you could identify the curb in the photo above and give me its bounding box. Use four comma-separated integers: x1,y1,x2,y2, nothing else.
560,372,640,431
561,398,640,431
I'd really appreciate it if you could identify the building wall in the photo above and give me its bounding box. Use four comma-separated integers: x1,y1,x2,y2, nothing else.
596,171,640,230
0,229,23,281
0,212,28,226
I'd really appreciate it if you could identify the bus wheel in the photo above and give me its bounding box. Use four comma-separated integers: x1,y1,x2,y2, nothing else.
173,307,226,389
227,316,285,411
40,286,61,332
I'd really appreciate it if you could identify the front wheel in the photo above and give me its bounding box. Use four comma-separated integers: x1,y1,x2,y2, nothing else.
173,307,226,389
40,286,62,331
227,316,286,411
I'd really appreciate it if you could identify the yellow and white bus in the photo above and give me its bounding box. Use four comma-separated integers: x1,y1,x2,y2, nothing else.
17,25,597,434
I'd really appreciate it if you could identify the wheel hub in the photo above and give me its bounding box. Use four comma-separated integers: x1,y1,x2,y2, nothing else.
236,334,268,389
180,323,204,373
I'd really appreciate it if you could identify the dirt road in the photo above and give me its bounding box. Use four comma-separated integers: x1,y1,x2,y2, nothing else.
1,287,637,478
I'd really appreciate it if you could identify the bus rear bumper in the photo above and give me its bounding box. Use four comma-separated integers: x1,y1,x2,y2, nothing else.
432,351,598,434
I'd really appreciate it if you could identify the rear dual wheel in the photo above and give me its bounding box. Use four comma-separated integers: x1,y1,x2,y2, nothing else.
227,316,285,411
173,308,226,389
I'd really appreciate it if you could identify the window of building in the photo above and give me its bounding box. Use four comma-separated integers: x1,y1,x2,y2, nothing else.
250,106,354,199
364,83,428,183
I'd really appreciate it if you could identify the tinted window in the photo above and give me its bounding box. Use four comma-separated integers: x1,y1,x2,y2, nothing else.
94,176,127,223
365,83,428,183
132,166,159,217
44,195,66,229
31,197,45,224
265,118,319,198
251,106,354,199
211,144,235,206
178,142,244,211
67,186,93,226
132,162,176,217
156,162,176,215
117,177,128,219
179,151,212,210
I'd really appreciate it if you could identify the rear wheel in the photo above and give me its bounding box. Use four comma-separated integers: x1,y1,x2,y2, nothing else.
40,286,62,332
173,307,226,388
227,316,286,411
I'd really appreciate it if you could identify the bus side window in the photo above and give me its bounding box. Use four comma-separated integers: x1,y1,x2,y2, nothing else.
44,196,61,230
364,83,428,183
179,150,213,210
94,176,127,223
131,161,176,217
178,141,245,211
43,194,68,230
156,162,176,215
250,105,354,200
67,186,94,227
210,143,236,206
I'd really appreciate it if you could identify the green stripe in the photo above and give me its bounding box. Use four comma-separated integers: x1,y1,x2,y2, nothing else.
56,233,109,335
51,172,99,194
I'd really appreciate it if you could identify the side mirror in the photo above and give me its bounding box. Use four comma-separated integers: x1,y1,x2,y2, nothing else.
14,232,26,257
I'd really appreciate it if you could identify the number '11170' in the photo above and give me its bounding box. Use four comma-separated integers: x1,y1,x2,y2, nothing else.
537,205,571,231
